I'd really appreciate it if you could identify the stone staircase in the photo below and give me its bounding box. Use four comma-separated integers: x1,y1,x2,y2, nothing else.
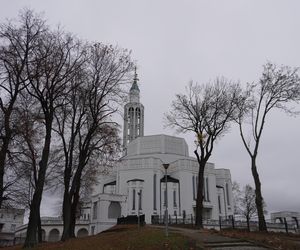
203,239,269,249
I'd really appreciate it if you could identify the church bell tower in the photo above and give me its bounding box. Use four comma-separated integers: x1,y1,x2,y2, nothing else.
123,68,144,152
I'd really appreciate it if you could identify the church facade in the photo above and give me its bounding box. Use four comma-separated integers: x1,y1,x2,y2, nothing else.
87,72,234,234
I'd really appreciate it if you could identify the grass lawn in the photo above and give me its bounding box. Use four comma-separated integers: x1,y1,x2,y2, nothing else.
5,225,193,250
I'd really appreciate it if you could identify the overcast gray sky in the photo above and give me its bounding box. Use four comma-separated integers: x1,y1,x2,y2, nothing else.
1,0,300,216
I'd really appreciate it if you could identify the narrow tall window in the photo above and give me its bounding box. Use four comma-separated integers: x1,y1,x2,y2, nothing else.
196,176,198,197
192,176,195,200
129,107,134,138
138,190,142,210
173,190,177,207
206,177,210,202
93,202,97,219
153,174,157,210
226,183,230,205
136,108,141,135
132,189,136,210
218,195,222,214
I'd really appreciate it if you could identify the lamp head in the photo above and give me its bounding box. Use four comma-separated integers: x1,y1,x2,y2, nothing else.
163,164,169,170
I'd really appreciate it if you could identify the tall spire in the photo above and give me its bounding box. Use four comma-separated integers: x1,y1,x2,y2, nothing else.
130,66,140,92
134,66,138,82
123,67,144,153
129,66,140,103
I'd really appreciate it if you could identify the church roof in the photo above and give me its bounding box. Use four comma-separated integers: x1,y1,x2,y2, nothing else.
130,81,140,92
130,67,140,92
125,134,189,157
103,180,116,186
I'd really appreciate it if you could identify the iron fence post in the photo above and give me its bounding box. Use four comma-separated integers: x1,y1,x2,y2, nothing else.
231,215,235,229
284,217,289,234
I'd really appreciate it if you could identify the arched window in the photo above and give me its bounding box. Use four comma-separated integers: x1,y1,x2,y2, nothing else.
77,228,89,238
128,107,134,122
48,228,60,242
128,107,134,137
136,108,141,135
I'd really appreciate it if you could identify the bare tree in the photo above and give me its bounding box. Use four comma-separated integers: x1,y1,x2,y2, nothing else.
165,78,242,228
239,185,257,231
232,181,241,217
234,184,267,231
236,63,300,231
22,22,85,247
53,43,133,240
0,9,44,208
5,92,62,242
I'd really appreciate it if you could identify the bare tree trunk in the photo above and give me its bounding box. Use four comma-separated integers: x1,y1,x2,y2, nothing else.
0,137,9,208
194,150,206,229
195,165,205,228
62,164,83,239
246,215,250,232
23,121,52,248
61,163,72,241
251,156,267,232
24,184,44,247
61,191,72,241
37,209,42,243
70,189,80,238
63,166,83,240
0,113,12,208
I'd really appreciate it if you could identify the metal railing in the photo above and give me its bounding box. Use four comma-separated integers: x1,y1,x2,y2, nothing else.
152,214,300,234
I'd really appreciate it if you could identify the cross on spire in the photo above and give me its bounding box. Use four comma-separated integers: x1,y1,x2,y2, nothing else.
134,66,139,83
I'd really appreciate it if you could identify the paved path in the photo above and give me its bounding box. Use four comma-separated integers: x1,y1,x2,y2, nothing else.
150,225,271,249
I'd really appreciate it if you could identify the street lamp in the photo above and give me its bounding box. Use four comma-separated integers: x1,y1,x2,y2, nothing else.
163,163,169,237
137,191,141,229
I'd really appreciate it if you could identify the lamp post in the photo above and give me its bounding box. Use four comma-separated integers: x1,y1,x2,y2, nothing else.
137,191,141,229
163,163,169,237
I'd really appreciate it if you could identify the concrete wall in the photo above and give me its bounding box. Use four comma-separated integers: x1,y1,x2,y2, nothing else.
15,221,89,243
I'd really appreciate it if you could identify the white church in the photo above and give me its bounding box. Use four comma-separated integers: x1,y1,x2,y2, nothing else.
85,72,234,234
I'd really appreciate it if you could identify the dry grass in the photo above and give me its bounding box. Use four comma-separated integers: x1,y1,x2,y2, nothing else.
4,225,191,250
217,229,300,250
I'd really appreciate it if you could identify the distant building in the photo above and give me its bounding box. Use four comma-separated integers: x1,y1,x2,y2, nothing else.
0,208,24,247
89,71,234,234
271,211,300,227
